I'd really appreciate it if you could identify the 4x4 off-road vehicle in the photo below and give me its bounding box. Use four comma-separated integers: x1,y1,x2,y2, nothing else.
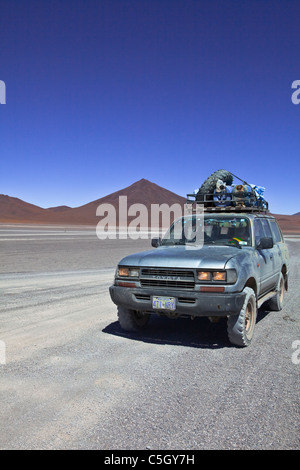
109,171,289,347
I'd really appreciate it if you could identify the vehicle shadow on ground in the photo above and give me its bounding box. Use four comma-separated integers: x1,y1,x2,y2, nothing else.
103,307,271,350
103,315,232,349
256,307,271,323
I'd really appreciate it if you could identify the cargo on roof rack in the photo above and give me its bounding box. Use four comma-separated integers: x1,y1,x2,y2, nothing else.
185,192,269,213
189,169,269,214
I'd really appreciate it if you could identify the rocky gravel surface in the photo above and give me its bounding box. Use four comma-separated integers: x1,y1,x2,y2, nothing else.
0,225,299,450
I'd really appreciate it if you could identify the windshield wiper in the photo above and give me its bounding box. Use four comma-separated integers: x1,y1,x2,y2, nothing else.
173,240,195,245
162,240,186,246
226,240,242,249
205,240,242,249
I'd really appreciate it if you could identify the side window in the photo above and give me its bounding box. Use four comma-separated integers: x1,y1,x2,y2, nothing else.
269,220,283,243
260,219,272,238
254,219,264,244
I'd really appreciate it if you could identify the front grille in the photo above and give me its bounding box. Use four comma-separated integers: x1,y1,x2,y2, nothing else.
140,268,195,290
140,279,195,290
141,268,194,278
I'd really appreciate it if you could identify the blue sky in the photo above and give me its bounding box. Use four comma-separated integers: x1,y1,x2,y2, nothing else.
0,0,299,214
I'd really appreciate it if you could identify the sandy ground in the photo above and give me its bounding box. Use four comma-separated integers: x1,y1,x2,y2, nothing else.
0,224,299,450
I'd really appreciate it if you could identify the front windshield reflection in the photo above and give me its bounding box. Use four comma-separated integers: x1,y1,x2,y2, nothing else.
161,216,251,247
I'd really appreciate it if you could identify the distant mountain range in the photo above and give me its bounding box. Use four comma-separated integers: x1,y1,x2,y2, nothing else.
0,179,185,226
0,178,299,233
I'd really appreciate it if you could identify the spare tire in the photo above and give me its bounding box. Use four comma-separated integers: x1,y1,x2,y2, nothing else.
196,169,233,205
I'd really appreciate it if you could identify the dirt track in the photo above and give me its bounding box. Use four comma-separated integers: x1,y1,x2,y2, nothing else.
0,225,299,450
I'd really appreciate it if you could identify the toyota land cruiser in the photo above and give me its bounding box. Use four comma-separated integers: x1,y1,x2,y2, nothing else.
109,190,289,347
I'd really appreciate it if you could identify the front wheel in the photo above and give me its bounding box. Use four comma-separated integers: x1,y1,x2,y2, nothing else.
227,287,257,347
117,306,150,332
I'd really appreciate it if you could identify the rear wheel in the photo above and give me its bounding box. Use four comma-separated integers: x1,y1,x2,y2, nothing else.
117,306,150,332
227,287,257,347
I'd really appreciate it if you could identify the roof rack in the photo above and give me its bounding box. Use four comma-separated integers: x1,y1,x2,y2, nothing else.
185,193,269,214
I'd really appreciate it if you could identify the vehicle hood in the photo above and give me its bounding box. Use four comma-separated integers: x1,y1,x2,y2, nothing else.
118,245,246,270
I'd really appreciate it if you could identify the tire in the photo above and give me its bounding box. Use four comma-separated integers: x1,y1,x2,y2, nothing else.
267,272,285,311
196,169,233,205
227,287,257,347
117,306,150,332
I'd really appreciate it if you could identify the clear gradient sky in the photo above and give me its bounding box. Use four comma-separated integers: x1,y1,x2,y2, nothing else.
0,0,299,214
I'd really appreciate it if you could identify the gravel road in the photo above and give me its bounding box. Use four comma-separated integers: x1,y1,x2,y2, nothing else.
0,225,299,450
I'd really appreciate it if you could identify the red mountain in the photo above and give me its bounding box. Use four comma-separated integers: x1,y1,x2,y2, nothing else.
64,178,186,226
0,194,46,222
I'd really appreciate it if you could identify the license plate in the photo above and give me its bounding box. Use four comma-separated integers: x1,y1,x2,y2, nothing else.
152,296,176,311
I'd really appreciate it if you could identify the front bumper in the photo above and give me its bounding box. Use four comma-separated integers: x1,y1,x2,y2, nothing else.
109,285,246,317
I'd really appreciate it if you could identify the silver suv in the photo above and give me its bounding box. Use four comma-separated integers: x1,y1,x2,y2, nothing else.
109,212,289,347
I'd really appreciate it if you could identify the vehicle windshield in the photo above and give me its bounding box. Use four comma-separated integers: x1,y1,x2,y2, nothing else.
161,216,251,247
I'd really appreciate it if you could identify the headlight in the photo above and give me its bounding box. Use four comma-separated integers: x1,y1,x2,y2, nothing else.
197,269,237,284
198,271,226,281
212,271,226,281
197,271,212,281
117,267,139,277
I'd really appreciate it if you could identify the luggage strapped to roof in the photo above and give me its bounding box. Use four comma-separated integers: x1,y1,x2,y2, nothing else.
186,170,269,214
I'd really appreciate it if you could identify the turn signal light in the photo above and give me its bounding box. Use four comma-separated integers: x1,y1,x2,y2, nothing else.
200,286,225,292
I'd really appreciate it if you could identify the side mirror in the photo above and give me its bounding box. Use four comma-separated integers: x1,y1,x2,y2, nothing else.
151,237,161,248
256,236,273,249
